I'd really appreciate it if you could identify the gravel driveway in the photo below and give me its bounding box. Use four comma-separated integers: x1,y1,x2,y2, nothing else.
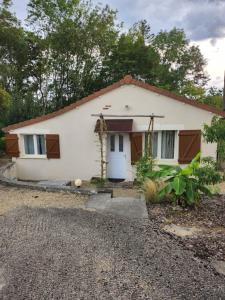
0,184,87,215
0,206,225,299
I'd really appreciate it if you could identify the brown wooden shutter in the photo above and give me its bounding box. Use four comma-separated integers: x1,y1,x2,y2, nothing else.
130,133,143,164
5,134,19,157
46,134,60,159
178,130,201,164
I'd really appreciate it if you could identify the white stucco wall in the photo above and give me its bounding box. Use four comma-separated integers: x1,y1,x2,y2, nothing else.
10,84,217,181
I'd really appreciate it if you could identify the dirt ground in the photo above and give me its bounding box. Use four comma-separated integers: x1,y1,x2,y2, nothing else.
218,181,225,194
0,184,88,215
147,195,225,261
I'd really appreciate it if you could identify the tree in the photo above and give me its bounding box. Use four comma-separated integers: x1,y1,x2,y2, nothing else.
27,0,119,110
204,116,225,167
0,1,217,129
0,87,11,144
100,25,209,95
99,20,159,85
152,28,208,93
201,87,223,109
0,86,11,111
0,0,37,124
180,81,206,100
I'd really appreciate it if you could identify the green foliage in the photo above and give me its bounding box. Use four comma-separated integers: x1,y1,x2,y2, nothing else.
0,87,11,111
144,153,213,207
100,20,159,84
151,28,208,92
0,1,212,128
136,155,155,184
204,117,225,143
180,81,205,100
201,87,223,109
194,157,222,185
203,117,225,165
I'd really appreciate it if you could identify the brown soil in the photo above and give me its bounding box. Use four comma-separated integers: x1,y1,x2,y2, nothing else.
0,184,88,215
218,181,225,194
147,196,225,261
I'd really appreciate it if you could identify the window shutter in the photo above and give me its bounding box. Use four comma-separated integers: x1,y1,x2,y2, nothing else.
5,134,19,157
130,133,143,165
178,130,201,164
46,134,60,159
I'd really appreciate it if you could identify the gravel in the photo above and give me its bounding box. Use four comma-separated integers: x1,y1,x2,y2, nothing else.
0,207,225,299
147,196,225,261
0,184,87,215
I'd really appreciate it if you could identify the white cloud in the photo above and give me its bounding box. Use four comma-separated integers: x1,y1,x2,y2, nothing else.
192,38,225,88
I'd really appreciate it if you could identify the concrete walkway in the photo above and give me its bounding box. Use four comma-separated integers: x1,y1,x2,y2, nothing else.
86,194,148,219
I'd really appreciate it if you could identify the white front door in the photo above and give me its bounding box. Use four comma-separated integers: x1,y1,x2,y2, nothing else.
107,134,128,179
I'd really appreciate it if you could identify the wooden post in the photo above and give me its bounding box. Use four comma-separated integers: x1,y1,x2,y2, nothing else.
145,116,155,158
98,113,107,180
98,114,104,180
150,116,154,157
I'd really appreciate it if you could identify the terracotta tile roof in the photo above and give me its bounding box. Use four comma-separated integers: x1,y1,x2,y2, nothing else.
3,75,225,133
94,119,133,132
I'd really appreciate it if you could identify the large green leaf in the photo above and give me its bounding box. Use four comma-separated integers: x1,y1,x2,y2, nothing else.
158,182,173,199
186,180,196,204
181,165,193,175
171,176,186,195
189,152,201,170
181,153,201,176
198,185,212,196
147,165,179,179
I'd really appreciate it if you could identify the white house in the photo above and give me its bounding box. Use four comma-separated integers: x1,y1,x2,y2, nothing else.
3,75,225,182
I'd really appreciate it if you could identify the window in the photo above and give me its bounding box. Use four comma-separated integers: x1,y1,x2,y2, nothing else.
110,135,115,152
161,131,175,159
119,135,123,152
37,135,46,155
145,132,158,158
23,134,46,156
24,135,35,155
145,131,176,160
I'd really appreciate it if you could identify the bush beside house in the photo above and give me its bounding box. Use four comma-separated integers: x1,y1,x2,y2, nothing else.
136,153,222,207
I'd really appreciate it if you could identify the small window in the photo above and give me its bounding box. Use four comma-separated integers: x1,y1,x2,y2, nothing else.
110,135,115,152
23,134,46,156
119,135,123,152
37,135,46,155
161,131,175,159
24,135,35,155
145,132,158,158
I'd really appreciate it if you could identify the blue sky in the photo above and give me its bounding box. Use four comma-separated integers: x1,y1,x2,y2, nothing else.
10,0,225,88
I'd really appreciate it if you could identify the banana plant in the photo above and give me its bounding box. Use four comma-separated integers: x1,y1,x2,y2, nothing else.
147,153,212,206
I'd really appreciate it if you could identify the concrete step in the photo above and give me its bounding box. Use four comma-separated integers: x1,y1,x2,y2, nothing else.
86,196,148,219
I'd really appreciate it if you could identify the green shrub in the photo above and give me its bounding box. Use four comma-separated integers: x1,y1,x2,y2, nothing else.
0,136,5,154
136,155,155,184
145,153,212,207
194,156,222,185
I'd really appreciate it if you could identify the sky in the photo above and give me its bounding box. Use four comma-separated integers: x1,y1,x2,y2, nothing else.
10,0,225,89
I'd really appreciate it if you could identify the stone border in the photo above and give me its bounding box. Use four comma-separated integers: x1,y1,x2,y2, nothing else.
0,163,113,197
